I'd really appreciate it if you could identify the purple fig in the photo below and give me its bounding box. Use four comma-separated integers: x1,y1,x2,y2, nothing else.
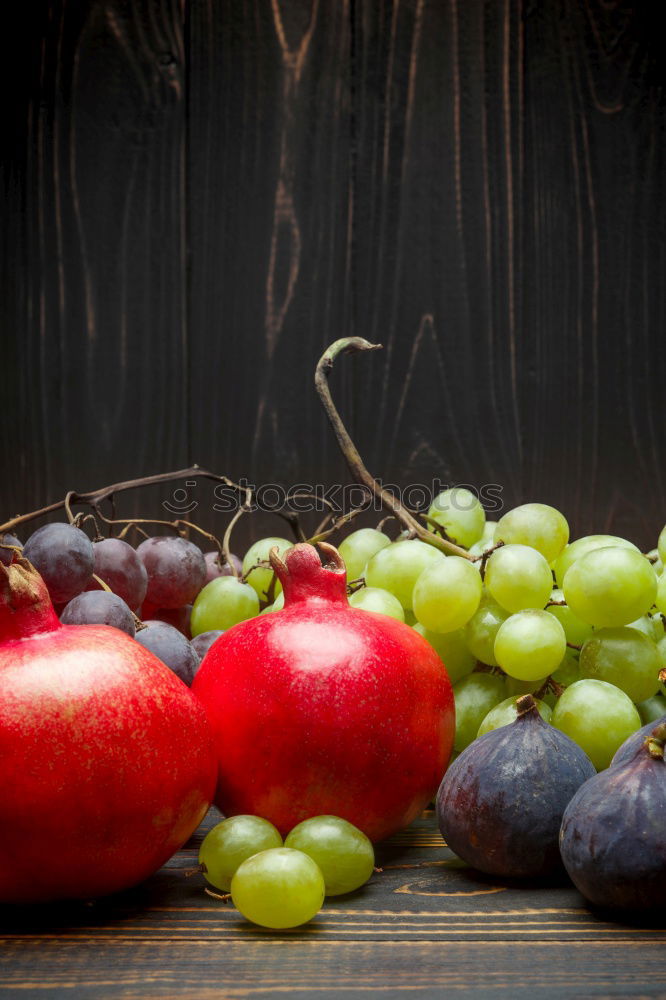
437,695,595,878
559,721,666,911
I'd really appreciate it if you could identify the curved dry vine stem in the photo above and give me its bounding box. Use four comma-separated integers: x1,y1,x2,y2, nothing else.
222,485,254,580
90,511,225,561
307,505,368,545
314,338,473,560
0,466,245,536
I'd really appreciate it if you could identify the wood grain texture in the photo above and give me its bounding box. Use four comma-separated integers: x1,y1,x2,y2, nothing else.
1,0,189,526
1,811,665,999
2,0,666,549
186,0,354,521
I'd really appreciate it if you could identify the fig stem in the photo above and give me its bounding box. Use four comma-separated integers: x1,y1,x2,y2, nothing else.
314,339,474,560
646,721,666,760
515,694,539,716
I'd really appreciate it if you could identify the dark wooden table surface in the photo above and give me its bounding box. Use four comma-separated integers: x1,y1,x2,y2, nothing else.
1,809,665,999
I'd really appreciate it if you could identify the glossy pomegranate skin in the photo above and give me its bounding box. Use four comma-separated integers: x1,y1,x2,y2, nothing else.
0,558,217,903
192,543,454,842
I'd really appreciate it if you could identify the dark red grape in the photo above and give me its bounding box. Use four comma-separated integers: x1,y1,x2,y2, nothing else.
134,620,199,686
86,537,148,610
136,537,206,609
203,551,242,584
60,591,136,637
147,604,193,638
23,523,94,604
0,533,22,566
191,629,224,662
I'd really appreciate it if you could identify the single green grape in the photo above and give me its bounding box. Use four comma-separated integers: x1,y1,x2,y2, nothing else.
504,674,549,697
579,628,661,704
647,549,664,575
495,503,569,563
338,528,391,582
626,614,661,641
655,571,666,616
477,694,552,737
230,848,325,929
636,694,666,725
199,815,283,891
412,556,482,633
260,592,286,615
553,534,639,588
562,547,657,627
452,672,506,752
494,610,566,681
191,577,259,635
464,594,510,666
657,634,666,669
364,540,444,610
427,488,486,548
651,612,665,634
284,816,374,896
545,589,593,647
349,586,405,622
551,647,581,688
468,538,493,560
468,522,498,560
413,623,476,684
242,537,293,602
484,544,553,613
482,521,498,542
658,524,666,566
551,679,641,770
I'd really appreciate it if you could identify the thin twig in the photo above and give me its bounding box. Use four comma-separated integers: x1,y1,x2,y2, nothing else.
314,339,473,560
307,504,369,545
0,466,246,536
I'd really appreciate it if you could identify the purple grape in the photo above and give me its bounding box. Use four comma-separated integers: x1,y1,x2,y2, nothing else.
0,533,22,566
136,537,206,609
191,629,224,662
203,551,242,584
86,537,148,610
134,620,199,686
60,591,136,637
23,523,94,604
149,604,193,638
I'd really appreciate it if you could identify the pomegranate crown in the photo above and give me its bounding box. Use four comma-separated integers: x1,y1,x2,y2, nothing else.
268,542,348,605
0,556,61,640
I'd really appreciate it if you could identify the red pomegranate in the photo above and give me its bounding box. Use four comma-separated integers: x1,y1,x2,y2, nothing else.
0,556,217,903
193,542,455,841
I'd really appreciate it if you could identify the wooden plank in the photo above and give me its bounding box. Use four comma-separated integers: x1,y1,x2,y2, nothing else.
350,0,666,546
1,812,664,998
351,0,525,504
520,0,666,542
186,0,355,548
2,0,666,549
0,0,189,525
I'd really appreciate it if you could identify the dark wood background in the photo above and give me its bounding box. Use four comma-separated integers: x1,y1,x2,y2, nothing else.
2,0,665,551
